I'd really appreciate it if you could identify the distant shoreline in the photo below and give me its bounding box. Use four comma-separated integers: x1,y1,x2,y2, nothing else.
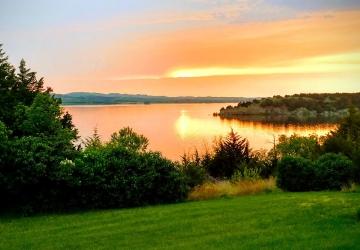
56,92,255,106
60,101,239,106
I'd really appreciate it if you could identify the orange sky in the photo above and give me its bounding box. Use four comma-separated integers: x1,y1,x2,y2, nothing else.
2,2,360,96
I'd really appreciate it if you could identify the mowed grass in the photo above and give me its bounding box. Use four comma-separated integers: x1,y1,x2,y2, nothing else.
0,192,359,250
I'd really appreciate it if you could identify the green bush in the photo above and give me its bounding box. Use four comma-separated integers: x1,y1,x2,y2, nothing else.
357,208,360,221
180,151,208,188
322,108,360,184
70,139,187,209
277,154,355,191
276,134,321,160
276,156,315,191
314,153,354,190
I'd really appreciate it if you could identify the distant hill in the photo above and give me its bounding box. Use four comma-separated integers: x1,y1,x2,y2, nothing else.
216,92,360,123
56,92,254,105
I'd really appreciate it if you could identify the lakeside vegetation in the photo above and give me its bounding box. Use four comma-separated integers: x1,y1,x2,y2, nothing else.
0,45,360,248
56,92,252,105
216,93,360,123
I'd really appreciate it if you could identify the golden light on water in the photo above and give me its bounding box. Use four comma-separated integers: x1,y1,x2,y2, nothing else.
65,104,338,160
175,110,231,139
175,109,337,145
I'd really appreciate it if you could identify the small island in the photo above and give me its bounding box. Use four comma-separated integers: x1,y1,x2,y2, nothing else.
215,93,360,123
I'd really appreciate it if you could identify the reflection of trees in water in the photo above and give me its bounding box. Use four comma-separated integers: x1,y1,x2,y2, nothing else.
219,117,338,134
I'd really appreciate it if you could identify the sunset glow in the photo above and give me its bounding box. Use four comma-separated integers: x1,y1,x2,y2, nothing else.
1,1,360,96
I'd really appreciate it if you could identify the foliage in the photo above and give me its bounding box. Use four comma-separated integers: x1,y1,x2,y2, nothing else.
277,154,355,191
231,166,261,181
0,46,186,212
207,129,251,179
180,150,208,188
275,134,321,160
179,133,275,183
0,44,51,129
109,127,149,152
323,108,360,182
219,92,360,122
314,153,355,190
71,143,187,209
276,156,315,191
83,127,102,148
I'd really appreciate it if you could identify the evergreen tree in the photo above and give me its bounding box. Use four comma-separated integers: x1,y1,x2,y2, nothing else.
207,129,251,178
0,44,17,125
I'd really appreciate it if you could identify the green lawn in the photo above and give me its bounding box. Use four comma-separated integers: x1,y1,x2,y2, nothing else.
0,192,359,249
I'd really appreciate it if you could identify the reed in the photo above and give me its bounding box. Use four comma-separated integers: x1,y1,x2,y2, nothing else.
188,177,276,201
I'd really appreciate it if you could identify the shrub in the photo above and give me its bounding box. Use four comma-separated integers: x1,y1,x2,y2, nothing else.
277,154,355,191
276,134,321,160
231,165,261,182
180,151,208,188
357,208,360,221
276,156,315,191
314,153,354,190
322,108,360,184
68,132,187,209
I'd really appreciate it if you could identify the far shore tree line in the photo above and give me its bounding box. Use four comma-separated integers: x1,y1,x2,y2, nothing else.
217,92,360,123
0,44,359,214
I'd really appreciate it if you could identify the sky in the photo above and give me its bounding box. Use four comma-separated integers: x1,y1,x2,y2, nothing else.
1,0,360,97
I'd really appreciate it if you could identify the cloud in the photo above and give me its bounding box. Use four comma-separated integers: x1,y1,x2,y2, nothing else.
99,10,360,80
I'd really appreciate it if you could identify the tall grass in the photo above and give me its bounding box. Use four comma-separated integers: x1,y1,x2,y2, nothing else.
188,178,276,201
341,183,360,193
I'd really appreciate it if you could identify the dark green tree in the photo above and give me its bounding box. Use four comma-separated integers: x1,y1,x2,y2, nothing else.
16,59,49,106
207,129,251,178
323,108,360,182
0,44,17,126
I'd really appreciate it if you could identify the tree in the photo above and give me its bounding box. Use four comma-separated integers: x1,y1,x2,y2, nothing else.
207,129,251,178
16,59,48,105
275,134,321,160
323,108,360,182
84,127,102,148
0,44,17,126
0,45,51,130
109,127,149,152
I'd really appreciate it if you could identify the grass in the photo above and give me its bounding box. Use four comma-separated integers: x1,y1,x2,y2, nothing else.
188,178,276,201
0,192,359,249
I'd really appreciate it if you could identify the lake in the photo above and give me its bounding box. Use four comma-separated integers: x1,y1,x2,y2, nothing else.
64,103,337,161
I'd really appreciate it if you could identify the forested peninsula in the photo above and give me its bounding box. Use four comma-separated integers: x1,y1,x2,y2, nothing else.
216,93,360,123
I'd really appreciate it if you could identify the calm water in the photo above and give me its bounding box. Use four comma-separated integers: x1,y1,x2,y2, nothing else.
64,103,337,160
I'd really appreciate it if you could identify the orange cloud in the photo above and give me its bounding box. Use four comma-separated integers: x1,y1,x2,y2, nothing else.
50,10,360,96
96,10,359,79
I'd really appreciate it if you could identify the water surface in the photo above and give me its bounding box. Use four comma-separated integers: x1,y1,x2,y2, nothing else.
64,103,337,160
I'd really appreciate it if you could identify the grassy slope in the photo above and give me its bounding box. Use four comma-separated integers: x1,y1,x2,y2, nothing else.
0,192,359,250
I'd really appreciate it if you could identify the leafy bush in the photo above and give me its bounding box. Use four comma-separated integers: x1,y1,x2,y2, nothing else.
276,134,321,160
276,156,315,191
55,128,187,210
357,208,360,221
71,144,187,209
277,154,355,191
314,153,354,190
323,108,360,183
180,151,208,188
